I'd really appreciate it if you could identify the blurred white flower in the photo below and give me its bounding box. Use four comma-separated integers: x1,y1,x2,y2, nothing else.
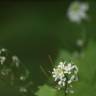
0,56,6,65
0,48,7,53
12,55,20,67
67,1,89,23
76,39,84,47
52,61,78,90
19,87,28,93
20,75,26,81
1,68,11,76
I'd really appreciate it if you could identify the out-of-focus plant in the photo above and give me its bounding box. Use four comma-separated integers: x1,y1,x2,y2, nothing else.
67,1,89,23
37,55,79,96
52,61,78,95
36,40,96,96
0,48,33,96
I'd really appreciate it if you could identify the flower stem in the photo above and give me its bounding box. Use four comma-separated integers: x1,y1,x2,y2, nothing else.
48,55,54,67
64,75,68,96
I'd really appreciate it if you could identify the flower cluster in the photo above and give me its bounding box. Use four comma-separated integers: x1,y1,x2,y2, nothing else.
52,61,78,91
67,1,89,23
0,48,33,95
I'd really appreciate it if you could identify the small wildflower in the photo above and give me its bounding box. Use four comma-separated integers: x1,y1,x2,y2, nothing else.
67,1,89,23
19,87,28,93
52,61,78,93
20,76,25,80
0,56,6,65
12,56,20,67
1,48,7,52
76,39,84,47
1,68,11,76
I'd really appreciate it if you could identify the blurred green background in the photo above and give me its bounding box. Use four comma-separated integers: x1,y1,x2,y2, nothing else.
0,0,96,96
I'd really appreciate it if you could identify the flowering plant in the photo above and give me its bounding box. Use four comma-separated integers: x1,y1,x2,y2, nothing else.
67,1,89,23
52,61,78,95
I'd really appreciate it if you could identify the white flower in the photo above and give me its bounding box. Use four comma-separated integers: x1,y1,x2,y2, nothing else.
19,87,27,93
76,39,84,47
0,48,7,53
0,56,6,65
52,61,78,90
20,75,26,81
52,67,64,81
67,1,89,23
12,55,20,67
64,63,73,74
58,78,66,86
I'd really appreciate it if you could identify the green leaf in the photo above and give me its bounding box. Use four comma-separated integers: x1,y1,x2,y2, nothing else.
35,84,57,96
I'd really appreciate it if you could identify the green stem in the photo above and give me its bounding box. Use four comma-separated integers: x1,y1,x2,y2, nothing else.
48,55,54,67
40,65,50,80
64,75,68,96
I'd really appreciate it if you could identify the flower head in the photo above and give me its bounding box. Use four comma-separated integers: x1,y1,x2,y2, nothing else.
67,1,89,23
52,61,78,91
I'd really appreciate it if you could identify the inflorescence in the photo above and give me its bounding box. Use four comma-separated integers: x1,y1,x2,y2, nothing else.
52,61,78,94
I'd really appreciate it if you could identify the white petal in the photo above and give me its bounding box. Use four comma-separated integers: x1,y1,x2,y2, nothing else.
80,2,89,12
53,75,56,77
67,11,82,23
53,68,56,71
62,82,65,86
58,81,62,85
70,75,75,81
59,62,64,65
79,11,87,19
68,63,72,67
68,80,72,84
74,65,79,72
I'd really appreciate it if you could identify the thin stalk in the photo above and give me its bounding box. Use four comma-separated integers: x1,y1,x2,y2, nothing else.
40,65,50,80
64,75,68,96
48,55,54,67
